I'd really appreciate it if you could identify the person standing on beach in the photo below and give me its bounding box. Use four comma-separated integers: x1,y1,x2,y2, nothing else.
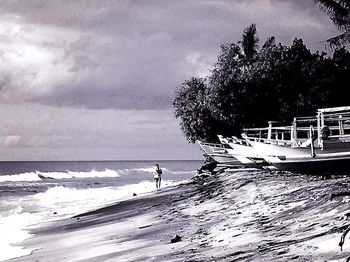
153,163,162,190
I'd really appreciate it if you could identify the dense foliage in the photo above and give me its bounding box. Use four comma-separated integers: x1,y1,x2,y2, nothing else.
173,25,350,143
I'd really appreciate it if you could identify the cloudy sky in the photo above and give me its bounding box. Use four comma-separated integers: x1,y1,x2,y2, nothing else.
0,0,340,160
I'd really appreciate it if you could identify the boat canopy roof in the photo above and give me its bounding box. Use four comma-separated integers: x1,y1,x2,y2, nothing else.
318,106,350,113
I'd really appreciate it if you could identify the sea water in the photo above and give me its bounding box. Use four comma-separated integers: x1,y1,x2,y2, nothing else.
0,160,201,261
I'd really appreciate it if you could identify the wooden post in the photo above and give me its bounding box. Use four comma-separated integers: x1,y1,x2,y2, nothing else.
317,111,321,146
291,118,297,145
310,125,316,158
339,115,344,135
268,121,272,140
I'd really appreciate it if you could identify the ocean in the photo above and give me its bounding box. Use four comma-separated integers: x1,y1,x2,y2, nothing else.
0,160,202,261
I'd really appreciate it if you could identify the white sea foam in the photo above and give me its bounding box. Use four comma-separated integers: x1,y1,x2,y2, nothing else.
0,166,178,182
33,179,182,218
33,183,151,218
0,169,120,182
0,164,190,182
0,179,184,261
131,167,169,173
0,208,39,261
132,167,156,173
0,172,42,182
171,170,195,175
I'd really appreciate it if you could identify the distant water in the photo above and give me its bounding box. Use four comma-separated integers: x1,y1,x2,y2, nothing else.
0,160,202,261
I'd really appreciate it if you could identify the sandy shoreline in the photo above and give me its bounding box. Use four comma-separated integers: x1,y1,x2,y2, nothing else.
11,170,350,261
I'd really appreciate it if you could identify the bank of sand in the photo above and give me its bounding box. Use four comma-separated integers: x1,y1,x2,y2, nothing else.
11,169,350,261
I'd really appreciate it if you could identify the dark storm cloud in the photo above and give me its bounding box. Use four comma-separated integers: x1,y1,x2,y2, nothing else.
0,0,339,110
33,85,173,110
271,0,316,9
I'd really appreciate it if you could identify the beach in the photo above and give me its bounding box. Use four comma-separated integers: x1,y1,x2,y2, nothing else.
10,169,350,261
2,1,349,261
0,160,198,261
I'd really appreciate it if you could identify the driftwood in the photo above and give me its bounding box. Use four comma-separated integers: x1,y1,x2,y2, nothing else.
171,234,182,243
330,191,350,201
330,192,350,254
198,161,217,174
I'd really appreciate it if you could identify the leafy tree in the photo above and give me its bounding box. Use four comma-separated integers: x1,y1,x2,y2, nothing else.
207,24,259,135
173,25,350,143
325,47,350,104
173,78,220,142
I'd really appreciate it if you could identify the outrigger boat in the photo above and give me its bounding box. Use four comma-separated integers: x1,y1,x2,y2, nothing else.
243,106,350,173
217,135,268,168
196,140,241,166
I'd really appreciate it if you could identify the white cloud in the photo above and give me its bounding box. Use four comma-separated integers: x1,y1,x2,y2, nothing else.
3,135,21,147
0,14,112,102
185,51,213,78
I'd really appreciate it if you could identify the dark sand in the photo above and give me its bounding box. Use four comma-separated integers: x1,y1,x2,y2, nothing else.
11,169,350,261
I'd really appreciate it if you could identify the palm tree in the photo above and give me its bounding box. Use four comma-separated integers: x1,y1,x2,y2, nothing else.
316,0,350,48
239,24,259,64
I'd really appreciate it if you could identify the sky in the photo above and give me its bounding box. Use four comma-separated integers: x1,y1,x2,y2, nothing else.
0,0,341,161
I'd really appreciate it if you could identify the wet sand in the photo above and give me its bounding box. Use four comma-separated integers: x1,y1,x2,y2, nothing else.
11,169,350,261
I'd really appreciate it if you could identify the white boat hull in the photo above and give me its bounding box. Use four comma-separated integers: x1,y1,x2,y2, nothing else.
197,141,241,165
217,136,267,167
226,142,267,167
248,139,350,173
210,153,241,165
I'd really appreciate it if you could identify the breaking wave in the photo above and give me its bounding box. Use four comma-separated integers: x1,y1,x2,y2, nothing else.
0,179,184,261
0,166,181,182
0,169,121,182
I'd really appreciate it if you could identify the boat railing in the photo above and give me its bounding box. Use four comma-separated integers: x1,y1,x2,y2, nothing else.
197,140,230,148
241,107,350,146
243,126,292,132
243,126,292,136
244,122,350,136
318,106,350,114
243,135,295,146
239,107,350,154
327,134,350,140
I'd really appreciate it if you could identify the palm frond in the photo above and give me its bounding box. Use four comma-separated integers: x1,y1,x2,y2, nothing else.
326,30,350,49
316,0,350,30
240,24,259,63
338,0,350,9
316,0,348,17
316,0,350,47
